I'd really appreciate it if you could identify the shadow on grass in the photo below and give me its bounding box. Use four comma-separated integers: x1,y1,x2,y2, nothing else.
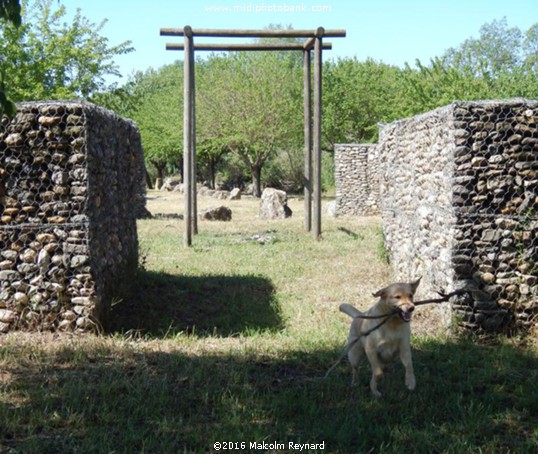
108,270,284,337
1,338,537,453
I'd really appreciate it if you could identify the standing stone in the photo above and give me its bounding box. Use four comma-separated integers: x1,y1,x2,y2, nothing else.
199,206,232,221
259,188,292,220
229,188,241,200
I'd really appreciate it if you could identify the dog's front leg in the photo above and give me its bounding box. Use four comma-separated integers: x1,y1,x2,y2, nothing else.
399,345,416,391
364,347,383,397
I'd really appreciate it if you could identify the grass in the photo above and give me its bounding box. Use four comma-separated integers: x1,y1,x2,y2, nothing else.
1,191,537,453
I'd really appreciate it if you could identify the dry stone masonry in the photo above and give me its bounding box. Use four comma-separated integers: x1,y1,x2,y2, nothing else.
0,101,145,333
334,143,379,216
378,99,538,333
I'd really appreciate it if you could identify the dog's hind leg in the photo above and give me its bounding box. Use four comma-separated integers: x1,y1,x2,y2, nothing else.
347,338,364,386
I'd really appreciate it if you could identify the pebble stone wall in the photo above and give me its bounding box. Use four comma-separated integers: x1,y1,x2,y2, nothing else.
0,101,145,333
378,99,538,333
334,143,380,216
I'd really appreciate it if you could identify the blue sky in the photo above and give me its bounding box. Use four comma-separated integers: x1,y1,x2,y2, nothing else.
62,0,537,85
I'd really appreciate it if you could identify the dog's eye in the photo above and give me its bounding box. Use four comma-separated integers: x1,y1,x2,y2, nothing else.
394,295,402,299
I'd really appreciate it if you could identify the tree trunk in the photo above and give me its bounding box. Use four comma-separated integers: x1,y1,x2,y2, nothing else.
151,161,166,190
144,168,154,189
251,165,262,198
209,162,217,190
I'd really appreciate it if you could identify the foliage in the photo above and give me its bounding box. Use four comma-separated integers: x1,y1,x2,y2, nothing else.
0,0,133,102
322,57,403,146
0,0,20,26
400,57,491,114
197,50,303,196
0,0,20,119
123,63,183,183
404,18,538,111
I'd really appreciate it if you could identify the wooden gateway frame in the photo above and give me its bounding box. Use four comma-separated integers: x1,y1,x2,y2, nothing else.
160,26,346,246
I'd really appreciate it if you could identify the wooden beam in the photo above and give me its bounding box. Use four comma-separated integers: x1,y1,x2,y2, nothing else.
303,48,312,232
166,42,332,51
160,27,346,38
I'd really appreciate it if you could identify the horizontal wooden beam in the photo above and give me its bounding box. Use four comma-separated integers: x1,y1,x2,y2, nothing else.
165,42,333,52
160,27,346,38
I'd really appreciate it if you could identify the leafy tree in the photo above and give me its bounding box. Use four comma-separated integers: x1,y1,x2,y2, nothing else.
399,57,490,113
0,0,20,119
197,50,302,197
0,0,133,102
197,138,229,189
126,63,183,186
444,18,524,79
441,18,538,99
323,57,404,145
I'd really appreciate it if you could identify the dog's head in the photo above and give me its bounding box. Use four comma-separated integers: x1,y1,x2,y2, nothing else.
372,278,421,323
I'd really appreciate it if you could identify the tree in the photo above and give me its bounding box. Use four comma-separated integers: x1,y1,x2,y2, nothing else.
125,63,183,186
197,138,229,189
322,57,404,146
399,57,490,114
441,18,538,99
0,0,133,102
443,18,524,79
0,0,20,119
197,51,302,197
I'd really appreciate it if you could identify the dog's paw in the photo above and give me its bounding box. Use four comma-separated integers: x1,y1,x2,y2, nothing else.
371,389,382,398
406,376,416,391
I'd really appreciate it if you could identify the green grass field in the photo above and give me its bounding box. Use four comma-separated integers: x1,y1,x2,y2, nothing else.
1,191,537,453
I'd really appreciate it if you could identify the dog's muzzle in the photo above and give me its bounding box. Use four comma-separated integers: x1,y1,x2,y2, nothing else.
398,305,415,322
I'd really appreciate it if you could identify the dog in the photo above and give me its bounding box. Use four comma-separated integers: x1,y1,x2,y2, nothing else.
339,278,421,397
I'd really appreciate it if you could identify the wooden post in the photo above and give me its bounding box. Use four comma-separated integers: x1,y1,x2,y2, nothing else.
313,28,324,240
160,26,346,243
303,48,312,232
190,39,198,235
183,26,193,246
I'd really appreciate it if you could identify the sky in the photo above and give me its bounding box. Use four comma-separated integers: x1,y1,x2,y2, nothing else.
60,0,538,86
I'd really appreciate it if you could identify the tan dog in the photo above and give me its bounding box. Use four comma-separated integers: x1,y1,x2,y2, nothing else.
339,278,421,397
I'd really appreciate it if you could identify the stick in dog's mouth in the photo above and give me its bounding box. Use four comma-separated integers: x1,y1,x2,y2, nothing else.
397,306,414,322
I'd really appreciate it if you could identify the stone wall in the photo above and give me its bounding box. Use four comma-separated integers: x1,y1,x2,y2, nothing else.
0,101,145,333
378,99,538,333
334,143,379,216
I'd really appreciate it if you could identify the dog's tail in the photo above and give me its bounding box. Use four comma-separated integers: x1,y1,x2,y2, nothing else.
339,303,362,319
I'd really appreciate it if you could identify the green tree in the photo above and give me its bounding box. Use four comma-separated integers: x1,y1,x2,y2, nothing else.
441,18,538,99
117,63,183,186
0,0,133,102
0,0,21,119
197,51,302,197
323,57,404,145
399,57,490,113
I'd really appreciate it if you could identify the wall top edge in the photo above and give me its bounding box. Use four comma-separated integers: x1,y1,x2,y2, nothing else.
13,100,137,128
379,98,538,132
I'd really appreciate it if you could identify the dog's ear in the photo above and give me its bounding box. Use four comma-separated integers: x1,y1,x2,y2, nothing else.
410,277,422,295
372,287,388,299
